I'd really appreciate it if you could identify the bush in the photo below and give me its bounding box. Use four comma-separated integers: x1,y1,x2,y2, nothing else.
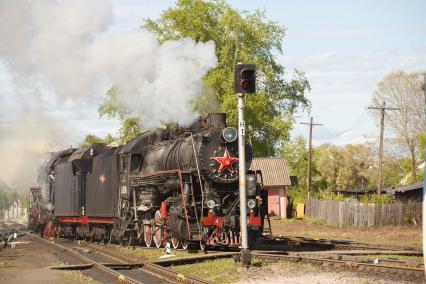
318,192,345,201
360,193,391,204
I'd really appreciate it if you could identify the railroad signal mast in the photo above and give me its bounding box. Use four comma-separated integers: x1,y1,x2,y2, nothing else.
234,64,256,264
421,74,426,277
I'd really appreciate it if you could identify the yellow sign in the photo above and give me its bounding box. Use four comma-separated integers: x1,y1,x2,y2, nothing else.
99,174,105,184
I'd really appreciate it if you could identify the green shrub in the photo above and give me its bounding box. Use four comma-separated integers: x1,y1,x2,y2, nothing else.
360,193,391,204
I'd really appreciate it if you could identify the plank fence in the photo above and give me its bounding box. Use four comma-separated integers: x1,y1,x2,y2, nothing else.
305,199,422,226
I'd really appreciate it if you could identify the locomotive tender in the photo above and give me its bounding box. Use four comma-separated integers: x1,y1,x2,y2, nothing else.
29,113,266,249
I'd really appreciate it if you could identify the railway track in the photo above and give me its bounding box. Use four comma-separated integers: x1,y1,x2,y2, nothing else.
18,229,425,283
1,221,27,249
73,238,426,281
257,235,422,253
251,251,424,280
27,234,210,284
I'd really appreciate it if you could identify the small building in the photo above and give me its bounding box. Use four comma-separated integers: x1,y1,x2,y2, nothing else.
250,157,291,218
385,182,423,202
334,188,385,200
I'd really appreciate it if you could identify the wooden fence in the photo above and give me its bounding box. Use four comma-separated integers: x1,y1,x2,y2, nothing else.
305,199,422,226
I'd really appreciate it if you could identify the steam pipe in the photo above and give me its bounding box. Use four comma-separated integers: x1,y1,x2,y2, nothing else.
132,188,138,221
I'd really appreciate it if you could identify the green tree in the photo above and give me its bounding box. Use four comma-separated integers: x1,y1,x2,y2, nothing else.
98,87,142,142
0,189,10,211
315,144,373,192
140,0,310,156
338,144,373,189
81,134,115,147
371,71,425,182
0,188,19,212
280,136,323,202
315,144,343,192
417,133,425,160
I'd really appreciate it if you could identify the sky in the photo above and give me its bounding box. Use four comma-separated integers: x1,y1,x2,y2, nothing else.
1,0,425,147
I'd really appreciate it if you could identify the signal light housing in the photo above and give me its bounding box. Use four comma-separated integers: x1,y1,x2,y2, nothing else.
234,64,256,94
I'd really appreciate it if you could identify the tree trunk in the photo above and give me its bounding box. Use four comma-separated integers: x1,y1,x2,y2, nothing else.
410,145,417,183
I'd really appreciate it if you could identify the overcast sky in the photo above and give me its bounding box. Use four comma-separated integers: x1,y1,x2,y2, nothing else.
1,0,425,147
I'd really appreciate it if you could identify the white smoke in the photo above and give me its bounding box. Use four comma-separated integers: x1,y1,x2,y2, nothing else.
0,108,68,189
0,0,217,189
0,0,217,127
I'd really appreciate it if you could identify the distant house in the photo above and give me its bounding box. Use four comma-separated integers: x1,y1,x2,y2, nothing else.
335,188,386,199
334,182,423,203
250,157,292,218
3,199,26,221
385,182,423,202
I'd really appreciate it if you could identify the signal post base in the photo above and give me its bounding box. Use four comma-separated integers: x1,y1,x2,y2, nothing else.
239,249,252,267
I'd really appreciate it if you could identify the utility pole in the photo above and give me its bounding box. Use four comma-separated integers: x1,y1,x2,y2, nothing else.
300,117,322,199
422,73,426,277
368,101,399,197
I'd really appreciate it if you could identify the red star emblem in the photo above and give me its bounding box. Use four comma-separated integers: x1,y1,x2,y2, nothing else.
214,149,238,173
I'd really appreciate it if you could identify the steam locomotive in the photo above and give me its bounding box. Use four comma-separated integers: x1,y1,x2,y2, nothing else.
28,113,266,249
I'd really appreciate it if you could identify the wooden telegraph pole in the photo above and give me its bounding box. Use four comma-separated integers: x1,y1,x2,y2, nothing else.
368,101,399,197
300,117,322,199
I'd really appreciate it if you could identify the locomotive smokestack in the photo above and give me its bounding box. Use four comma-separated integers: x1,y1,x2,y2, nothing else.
206,113,227,129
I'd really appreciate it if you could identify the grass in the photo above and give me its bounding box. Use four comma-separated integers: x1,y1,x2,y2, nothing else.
277,259,322,273
0,257,27,269
270,218,422,248
363,254,424,261
62,271,101,283
47,261,64,267
0,258,16,267
275,216,326,226
172,258,268,283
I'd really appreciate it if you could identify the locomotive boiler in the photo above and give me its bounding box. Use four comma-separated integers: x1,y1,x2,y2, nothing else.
31,113,266,250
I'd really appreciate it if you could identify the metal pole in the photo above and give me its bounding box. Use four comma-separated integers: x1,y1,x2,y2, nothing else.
238,93,248,250
422,73,426,276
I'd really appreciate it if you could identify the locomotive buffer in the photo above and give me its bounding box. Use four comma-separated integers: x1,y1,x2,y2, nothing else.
235,64,256,266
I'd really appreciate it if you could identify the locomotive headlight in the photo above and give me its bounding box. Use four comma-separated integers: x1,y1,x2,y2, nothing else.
222,127,237,143
207,199,216,209
247,199,256,209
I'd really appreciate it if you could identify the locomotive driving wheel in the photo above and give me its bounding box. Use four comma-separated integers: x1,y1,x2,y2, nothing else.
108,228,116,244
171,236,180,249
127,231,135,247
200,240,207,252
143,224,152,247
55,225,61,239
153,210,163,248
162,230,169,247
181,240,189,250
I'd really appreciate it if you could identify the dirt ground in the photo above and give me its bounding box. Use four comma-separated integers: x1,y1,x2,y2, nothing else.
0,235,98,284
270,218,422,249
236,260,422,284
174,257,423,284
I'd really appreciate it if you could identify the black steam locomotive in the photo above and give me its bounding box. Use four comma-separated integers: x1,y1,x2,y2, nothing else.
28,113,266,249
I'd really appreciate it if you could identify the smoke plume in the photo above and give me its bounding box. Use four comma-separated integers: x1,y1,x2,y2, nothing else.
0,0,217,126
0,109,68,189
0,0,217,189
